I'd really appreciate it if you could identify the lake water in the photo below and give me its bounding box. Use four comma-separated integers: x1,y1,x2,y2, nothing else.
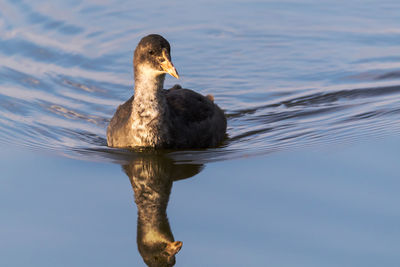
1,0,400,266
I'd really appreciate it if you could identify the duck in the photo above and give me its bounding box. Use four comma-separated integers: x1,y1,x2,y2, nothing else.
107,34,227,149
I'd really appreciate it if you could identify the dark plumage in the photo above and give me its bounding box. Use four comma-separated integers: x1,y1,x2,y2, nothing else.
107,34,226,148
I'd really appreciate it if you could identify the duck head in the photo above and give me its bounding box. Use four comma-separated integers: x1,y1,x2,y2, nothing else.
134,34,179,79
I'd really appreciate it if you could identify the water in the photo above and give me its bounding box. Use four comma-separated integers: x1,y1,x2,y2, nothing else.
2,0,400,162
1,0,400,266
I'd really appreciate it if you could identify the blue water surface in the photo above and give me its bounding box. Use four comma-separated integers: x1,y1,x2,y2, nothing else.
1,0,400,266
1,138,400,267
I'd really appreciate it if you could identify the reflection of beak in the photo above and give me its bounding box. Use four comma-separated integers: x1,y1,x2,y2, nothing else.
165,240,182,265
160,49,179,79
173,241,183,252
166,241,183,255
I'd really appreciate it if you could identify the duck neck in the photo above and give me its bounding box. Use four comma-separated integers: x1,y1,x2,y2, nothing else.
131,67,169,146
134,66,166,102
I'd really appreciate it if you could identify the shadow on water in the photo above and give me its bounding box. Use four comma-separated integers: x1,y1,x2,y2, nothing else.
121,150,203,266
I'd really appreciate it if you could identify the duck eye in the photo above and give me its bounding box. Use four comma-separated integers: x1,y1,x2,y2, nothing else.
148,50,155,55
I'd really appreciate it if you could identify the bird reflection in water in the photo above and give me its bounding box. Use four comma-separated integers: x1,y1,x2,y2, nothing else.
121,151,203,267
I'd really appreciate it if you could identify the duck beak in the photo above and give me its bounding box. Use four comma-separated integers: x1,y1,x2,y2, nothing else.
160,49,179,79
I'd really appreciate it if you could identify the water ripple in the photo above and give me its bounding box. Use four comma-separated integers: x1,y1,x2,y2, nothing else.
1,0,400,164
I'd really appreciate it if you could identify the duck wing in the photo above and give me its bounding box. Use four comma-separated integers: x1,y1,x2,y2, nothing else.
106,96,134,147
165,86,226,148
